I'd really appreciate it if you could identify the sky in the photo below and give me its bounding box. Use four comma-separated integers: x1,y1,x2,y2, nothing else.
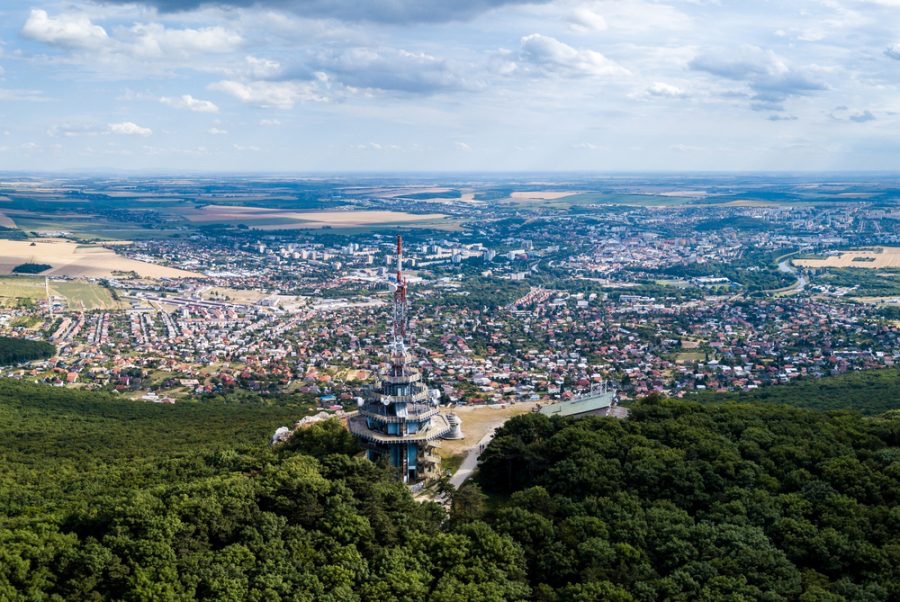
0,0,899,172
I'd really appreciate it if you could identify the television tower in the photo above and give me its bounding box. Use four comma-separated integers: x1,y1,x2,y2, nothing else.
391,234,408,360
349,234,452,484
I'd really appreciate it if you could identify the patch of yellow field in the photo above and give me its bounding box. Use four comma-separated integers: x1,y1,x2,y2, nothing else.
179,205,449,229
371,187,455,198
794,247,900,269
721,200,779,207
254,212,450,230
509,191,578,200
0,239,202,278
199,286,268,304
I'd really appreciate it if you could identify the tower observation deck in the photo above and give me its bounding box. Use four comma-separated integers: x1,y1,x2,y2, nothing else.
348,235,451,483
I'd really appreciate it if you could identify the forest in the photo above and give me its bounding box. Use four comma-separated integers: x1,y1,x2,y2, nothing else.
691,367,900,415
0,336,55,365
1,378,898,601
477,398,899,601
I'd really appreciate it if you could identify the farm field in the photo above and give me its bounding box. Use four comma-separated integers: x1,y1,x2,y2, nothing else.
0,276,126,310
508,191,582,200
793,246,900,269
11,214,184,242
175,205,452,230
0,239,202,278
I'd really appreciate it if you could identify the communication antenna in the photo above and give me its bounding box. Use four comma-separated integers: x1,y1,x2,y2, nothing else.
392,234,408,344
45,277,53,320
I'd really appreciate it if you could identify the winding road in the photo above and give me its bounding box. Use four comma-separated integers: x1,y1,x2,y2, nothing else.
773,258,808,296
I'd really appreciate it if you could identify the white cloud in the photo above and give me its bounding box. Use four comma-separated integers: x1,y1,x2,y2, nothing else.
885,44,900,60
244,56,283,79
518,34,629,77
208,127,228,135
160,94,219,113
647,82,687,98
350,142,402,151
108,121,152,136
454,141,472,151
0,88,48,101
126,23,242,59
47,123,103,137
306,46,477,94
210,79,328,109
259,118,282,126
568,7,608,33
22,9,109,49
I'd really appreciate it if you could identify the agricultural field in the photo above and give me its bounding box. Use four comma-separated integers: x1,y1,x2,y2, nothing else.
508,190,583,200
0,239,202,278
173,205,453,230
794,246,900,269
500,191,697,208
0,276,126,310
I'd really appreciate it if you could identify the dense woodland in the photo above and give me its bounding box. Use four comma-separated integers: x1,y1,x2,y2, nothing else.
477,399,899,601
1,378,898,601
0,336,55,365
691,367,900,415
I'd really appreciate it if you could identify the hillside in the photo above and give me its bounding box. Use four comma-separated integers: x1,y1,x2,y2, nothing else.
0,379,312,518
477,399,900,600
1,379,898,600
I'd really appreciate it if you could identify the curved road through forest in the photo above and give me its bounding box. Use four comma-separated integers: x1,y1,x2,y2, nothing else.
773,258,808,296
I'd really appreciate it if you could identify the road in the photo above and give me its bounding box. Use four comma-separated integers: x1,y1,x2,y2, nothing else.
773,259,808,296
449,428,499,489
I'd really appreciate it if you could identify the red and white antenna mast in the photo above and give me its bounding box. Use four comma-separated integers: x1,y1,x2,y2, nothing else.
391,234,408,346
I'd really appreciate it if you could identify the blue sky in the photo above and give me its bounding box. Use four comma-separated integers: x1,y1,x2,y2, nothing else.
0,0,899,171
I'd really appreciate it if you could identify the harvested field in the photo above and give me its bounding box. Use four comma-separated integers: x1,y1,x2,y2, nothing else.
794,247,900,269
179,205,449,229
0,276,125,310
0,240,202,278
509,191,579,200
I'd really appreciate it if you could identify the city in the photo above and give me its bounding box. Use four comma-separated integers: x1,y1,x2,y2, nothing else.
2,0,899,598
0,176,895,410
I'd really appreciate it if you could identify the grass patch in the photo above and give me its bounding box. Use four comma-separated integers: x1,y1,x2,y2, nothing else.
441,452,466,475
